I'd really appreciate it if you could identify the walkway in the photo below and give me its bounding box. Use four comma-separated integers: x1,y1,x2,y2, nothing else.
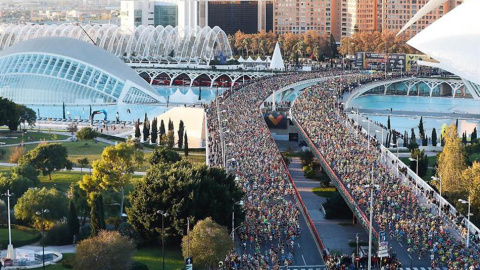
357,108,480,120
288,157,368,255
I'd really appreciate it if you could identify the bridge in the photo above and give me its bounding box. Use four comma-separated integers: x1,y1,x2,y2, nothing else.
344,77,471,108
131,65,278,87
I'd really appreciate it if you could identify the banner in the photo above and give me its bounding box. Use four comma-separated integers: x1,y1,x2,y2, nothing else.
387,53,406,72
364,53,387,70
355,52,364,68
264,112,288,129
405,54,432,72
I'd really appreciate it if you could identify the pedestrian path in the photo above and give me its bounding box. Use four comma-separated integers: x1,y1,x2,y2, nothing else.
398,267,448,270
280,265,325,270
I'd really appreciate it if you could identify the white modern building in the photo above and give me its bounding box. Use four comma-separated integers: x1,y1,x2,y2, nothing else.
0,37,163,105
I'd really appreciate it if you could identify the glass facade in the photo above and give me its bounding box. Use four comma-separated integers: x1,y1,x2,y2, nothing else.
154,4,178,27
0,52,157,105
208,1,259,35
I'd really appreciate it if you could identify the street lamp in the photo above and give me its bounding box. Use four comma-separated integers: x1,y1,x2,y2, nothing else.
231,200,244,240
431,176,443,216
362,119,370,150
36,208,50,270
157,210,169,270
458,196,471,248
2,190,14,260
364,176,379,270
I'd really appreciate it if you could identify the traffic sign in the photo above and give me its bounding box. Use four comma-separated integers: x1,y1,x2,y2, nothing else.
186,257,193,270
379,231,386,242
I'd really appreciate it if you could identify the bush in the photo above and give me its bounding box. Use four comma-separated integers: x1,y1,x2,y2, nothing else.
0,148,6,160
322,192,352,219
118,222,140,243
303,166,315,179
61,255,75,268
131,261,149,270
43,223,72,246
9,146,25,163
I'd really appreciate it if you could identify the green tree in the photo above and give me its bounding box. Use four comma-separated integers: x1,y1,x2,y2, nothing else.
18,143,72,180
403,131,409,147
409,148,428,177
90,193,106,236
471,127,477,143
127,161,244,242
69,183,90,226
151,117,158,144
10,164,39,186
432,128,438,147
75,230,135,270
418,117,424,138
134,119,141,138
462,131,467,145
159,119,166,144
181,217,233,269
410,128,416,143
77,158,89,172
76,127,99,144
460,162,480,214
142,113,150,142
168,119,174,131
0,173,34,201
184,132,189,157
329,34,338,57
177,120,185,149
14,187,67,229
67,200,80,238
149,147,181,165
437,124,467,193
167,130,175,148
387,116,391,130
17,105,36,129
392,130,397,146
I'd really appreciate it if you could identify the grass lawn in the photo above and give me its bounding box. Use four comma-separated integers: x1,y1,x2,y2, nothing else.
312,186,336,198
0,131,69,145
38,170,87,192
0,228,40,247
134,246,184,270
45,247,184,270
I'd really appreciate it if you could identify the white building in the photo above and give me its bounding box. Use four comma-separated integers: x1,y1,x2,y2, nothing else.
120,0,154,29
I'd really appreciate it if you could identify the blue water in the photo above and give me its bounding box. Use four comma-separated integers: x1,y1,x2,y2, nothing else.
351,95,480,137
349,95,480,114
29,86,226,122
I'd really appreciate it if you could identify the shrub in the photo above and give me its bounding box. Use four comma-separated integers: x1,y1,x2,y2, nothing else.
0,148,6,160
61,255,75,268
9,146,25,163
43,223,72,246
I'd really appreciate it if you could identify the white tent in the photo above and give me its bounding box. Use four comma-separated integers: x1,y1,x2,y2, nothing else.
237,56,245,63
255,57,264,63
407,0,480,86
169,88,199,103
269,42,285,70
246,56,255,63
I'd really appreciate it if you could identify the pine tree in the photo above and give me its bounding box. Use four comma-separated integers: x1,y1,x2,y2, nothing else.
142,113,150,142
184,131,189,156
168,118,174,131
159,119,166,144
422,130,428,146
134,119,141,138
177,120,184,149
67,200,80,238
462,131,467,145
418,117,424,138
456,119,459,130
471,127,477,143
151,117,158,144
411,128,416,143
90,193,106,237
440,134,445,146
387,116,391,130
167,130,175,148
392,130,397,146
432,128,437,146
403,131,409,147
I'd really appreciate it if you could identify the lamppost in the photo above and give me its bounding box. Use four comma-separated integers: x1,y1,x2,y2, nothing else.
36,208,50,270
362,119,371,150
431,176,443,216
231,200,244,240
2,190,14,260
157,210,169,270
409,156,419,195
458,196,471,248
356,233,359,269
364,165,378,270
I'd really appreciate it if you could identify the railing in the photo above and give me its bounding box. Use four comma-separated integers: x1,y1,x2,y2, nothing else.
291,116,379,243
204,111,210,166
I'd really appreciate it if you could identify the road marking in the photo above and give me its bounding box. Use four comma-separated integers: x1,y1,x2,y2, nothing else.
413,268,418,270
421,268,426,270
399,242,403,247
298,243,301,248
302,255,307,265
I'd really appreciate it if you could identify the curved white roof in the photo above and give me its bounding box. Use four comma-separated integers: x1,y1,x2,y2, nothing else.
0,37,152,90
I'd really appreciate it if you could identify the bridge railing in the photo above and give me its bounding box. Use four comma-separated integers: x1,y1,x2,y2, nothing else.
290,115,379,243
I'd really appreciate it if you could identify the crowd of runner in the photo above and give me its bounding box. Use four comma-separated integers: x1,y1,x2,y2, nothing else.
207,72,349,269
291,75,480,269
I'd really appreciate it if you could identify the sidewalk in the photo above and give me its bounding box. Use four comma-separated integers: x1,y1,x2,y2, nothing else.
288,157,368,254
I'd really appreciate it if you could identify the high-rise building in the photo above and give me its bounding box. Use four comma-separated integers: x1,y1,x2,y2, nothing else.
120,0,178,29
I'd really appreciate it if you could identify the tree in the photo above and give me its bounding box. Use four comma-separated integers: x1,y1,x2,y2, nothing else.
184,132,189,157
168,119,174,132
392,130,397,146
409,148,428,177
77,158,89,172
471,127,477,143
329,34,338,57
9,146,25,164
167,130,175,148
422,131,428,146
0,173,34,201
151,117,158,144
387,116,391,130
90,193,106,236
460,162,480,212
14,187,68,229
67,200,80,238
17,105,36,129
149,147,181,165
181,217,233,269
177,120,185,149
142,113,150,142
159,119,166,144
418,117,424,138
18,143,72,180
432,128,438,147
437,124,467,193
462,131,467,145
403,131,409,147
68,183,90,226
76,127,99,144
127,161,244,242
134,119,141,138
75,231,135,270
